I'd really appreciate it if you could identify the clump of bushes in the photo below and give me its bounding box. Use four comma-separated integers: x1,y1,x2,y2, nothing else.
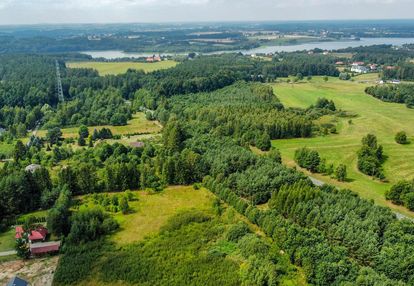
385,180,414,210
294,147,321,173
225,221,251,242
160,210,211,233
67,207,119,244
357,134,385,179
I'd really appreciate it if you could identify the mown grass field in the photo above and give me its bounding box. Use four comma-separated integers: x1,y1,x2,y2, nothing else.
110,186,215,245
67,60,177,75
37,112,162,139
272,76,414,217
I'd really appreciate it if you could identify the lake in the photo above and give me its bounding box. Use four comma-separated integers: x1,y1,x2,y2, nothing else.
82,37,414,59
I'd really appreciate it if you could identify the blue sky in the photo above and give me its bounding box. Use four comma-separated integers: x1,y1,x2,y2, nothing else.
0,0,412,24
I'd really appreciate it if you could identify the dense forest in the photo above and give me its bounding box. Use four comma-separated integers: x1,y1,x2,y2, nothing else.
2,48,414,286
337,44,414,65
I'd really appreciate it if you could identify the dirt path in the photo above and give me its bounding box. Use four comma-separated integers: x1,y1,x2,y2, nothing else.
0,256,59,286
0,250,16,257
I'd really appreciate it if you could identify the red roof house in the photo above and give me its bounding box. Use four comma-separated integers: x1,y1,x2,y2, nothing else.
15,226,48,242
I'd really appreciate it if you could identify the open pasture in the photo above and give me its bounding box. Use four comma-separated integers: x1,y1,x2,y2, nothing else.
272,76,414,217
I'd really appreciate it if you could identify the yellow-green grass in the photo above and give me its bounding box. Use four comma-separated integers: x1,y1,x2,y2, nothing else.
37,112,161,139
110,186,215,246
0,228,15,252
67,60,177,75
0,210,48,252
272,76,414,217
0,142,14,157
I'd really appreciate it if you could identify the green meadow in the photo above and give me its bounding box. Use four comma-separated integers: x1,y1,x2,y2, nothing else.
67,60,178,75
271,76,414,218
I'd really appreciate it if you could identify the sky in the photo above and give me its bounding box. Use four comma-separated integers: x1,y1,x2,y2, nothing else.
0,0,413,25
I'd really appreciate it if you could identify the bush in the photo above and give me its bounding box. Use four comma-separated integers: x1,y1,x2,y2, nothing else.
339,72,351,80
395,131,408,144
67,207,119,244
335,164,347,182
294,147,321,173
225,222,251,242
160,210,211,233
237,233,270,258
386,180,414,206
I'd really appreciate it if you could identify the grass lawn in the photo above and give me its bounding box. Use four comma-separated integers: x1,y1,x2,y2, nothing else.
67,60,178,75
37,112,161,139
0,228,15,252
110,186,215,245
272,76,414,218
0,141,14,157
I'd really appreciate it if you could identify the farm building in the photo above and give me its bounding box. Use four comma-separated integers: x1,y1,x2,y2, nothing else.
30,241,61,256
24,164,41,173
351,64,369,74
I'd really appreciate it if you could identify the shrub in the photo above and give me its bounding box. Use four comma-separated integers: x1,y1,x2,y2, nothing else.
226,222,251,242
160,210,211,233
67,207,119,244
238,234,270,258
335,164,347,182
395,131,408,144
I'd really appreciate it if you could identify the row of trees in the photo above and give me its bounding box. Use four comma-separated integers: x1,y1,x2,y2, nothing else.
206,178,407,285
294,147,347,181
365,84,414,108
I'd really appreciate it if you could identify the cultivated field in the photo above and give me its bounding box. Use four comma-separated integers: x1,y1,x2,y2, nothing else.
37,112,162,139
67,60,177,75
272,76,414,217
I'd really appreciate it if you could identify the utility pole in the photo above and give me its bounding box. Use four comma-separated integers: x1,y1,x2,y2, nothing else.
55,60,64,102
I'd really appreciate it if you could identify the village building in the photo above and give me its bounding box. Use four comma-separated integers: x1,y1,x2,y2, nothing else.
24,164,41,173
15,226,48,243
351,63,369,74
30,241,61,256
146,55,162,62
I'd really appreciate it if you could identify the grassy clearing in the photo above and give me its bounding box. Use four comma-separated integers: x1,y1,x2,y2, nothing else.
37,112,161,139
272,76,414,217
67,60,178,75
111,186,214,245
0,228,15,252
0,209,49,252
0,141,14,157
56,187,306,286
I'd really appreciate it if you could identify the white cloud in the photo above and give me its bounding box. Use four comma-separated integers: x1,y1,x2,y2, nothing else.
0,0,412,24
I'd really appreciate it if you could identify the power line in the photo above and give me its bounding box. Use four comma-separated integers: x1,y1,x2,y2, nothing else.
55,60,64,103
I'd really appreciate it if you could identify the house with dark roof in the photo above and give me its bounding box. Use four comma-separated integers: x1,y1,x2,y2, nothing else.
7,276,28,286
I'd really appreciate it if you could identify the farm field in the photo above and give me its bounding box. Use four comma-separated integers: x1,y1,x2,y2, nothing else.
67,60,178,75
37,112,162,139
272,76,414,218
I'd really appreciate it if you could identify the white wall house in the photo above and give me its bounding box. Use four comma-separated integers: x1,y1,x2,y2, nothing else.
351,64,369,74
